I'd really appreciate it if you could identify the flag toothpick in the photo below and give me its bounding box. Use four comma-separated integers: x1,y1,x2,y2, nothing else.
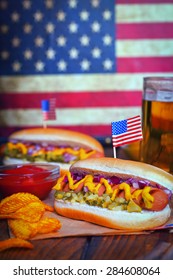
111,115,143,158
41,98,56,128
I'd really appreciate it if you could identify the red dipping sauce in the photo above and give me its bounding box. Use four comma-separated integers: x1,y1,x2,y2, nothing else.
0,164,60,200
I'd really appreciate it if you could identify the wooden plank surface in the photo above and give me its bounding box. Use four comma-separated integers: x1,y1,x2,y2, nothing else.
0,145,173,260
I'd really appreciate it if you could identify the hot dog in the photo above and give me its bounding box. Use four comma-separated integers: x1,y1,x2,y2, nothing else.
54,157,173,230
3,128,104,173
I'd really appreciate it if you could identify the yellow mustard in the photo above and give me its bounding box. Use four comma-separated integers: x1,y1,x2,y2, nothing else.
8,142,28,154
119,182,132,200
141,186,154,209
8,141,95,160
79,148,95,160
132,189,143,200
53,171,154,209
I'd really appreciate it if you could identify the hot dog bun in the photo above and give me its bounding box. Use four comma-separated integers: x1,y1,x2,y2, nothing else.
3,128,104,172
7,128,103,152
54,200,171,230
54,157,173,230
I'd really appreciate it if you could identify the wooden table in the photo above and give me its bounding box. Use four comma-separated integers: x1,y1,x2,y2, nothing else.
0,145,173,260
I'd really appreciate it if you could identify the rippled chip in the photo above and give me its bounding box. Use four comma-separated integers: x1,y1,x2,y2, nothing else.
0,193,41,214
42,203,54,212
11,202,45,222
8,217,61,239
1,192,62,247
0,202,45,222
37,217,62,234
8,219,39,240
0,238,33,252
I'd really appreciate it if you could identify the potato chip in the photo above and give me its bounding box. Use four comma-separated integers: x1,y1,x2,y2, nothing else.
0,192,41,214
8,217,61,239
0,238,34,252
0,201,45,222
37,217,62,234
8,219,39,240
1,192,62,245
42,203,54,212
11,202,45,222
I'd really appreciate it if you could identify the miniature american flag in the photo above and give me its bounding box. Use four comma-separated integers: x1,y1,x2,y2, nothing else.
41,98,56,121
111,115,143,148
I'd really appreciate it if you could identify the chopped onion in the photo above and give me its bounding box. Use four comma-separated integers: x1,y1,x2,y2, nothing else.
63,153,77,163
27,147,34,155
83,186,89,193
132,182,139,189
73,146,80,150
10,139,18,144
110,176,121,184
138,180,150,188
46,145,55,151
63,176,68,183
72,173,83,180
93,175,103,182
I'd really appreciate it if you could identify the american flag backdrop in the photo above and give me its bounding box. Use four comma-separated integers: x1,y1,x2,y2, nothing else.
0,0,173,139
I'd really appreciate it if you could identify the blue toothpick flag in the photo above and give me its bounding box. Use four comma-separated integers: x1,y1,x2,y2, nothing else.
41,98,56,121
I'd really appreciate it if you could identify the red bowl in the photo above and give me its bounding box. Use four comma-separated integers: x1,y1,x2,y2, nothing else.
0,163,60,200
